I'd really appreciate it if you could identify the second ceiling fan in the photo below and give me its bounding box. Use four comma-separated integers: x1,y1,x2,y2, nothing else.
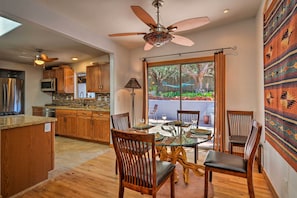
109,0,210,51
34,48,58,68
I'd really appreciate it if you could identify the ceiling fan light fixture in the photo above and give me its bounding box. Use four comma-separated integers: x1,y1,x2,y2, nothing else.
34,55,45,68
144,31,172,47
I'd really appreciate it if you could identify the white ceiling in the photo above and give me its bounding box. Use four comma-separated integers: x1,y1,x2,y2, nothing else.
0,0,261,67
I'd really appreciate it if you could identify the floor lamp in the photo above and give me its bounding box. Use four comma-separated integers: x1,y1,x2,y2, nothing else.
125,78,141,126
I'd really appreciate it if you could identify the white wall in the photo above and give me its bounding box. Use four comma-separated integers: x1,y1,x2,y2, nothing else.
255,1,296,198
0,61,52,115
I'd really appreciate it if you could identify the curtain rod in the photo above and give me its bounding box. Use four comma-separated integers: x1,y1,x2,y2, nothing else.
142,46,237,60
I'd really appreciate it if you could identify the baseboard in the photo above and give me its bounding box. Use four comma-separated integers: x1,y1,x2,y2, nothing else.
262,168,279,198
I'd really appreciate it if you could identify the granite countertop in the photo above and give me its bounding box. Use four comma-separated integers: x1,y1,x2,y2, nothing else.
0,115,57,130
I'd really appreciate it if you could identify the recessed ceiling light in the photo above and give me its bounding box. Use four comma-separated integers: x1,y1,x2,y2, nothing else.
0,16,22,36
72,57,78,61
224,9,230,14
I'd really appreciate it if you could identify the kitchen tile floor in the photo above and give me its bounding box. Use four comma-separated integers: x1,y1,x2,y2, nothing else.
49,136,110,178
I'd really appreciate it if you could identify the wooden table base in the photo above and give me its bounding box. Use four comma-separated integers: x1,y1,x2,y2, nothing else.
157,146,205,184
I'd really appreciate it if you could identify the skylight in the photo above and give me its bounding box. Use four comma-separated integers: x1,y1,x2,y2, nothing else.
0,16,22,37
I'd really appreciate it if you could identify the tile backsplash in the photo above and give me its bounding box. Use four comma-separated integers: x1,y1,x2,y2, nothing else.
52,93,110,109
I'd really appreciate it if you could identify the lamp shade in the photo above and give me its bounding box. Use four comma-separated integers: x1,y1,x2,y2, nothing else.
125,78,141,89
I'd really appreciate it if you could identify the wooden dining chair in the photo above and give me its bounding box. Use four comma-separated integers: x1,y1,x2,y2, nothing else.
111,128,176,198
177,110,200,163
110,112,131,175
204,120,262,198
227,110,253,154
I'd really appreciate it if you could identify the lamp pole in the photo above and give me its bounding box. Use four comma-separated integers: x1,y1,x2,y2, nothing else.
131,88,136,127
125,78,141,127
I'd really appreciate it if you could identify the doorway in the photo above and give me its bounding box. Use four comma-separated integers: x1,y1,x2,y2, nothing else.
147,59,215,128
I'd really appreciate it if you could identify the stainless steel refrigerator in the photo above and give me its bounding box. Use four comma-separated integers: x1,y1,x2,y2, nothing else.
0,78,24,115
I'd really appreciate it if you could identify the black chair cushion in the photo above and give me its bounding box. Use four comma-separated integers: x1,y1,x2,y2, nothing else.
204,150,247,173
126,160,175,187
156,160,175,185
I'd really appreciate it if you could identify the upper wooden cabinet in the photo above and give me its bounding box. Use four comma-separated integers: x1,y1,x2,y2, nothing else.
43,69,56,79
86,64,110,93
55,67,74,93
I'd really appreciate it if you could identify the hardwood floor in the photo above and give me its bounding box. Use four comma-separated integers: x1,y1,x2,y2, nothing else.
13,137,273,198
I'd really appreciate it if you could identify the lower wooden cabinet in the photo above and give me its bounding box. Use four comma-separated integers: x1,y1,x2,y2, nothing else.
92,111,110,143
56,109,110,144
76,110,93,139
56,109,77,137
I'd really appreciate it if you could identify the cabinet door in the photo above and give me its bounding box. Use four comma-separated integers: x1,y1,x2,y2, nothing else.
86,65,101,92
56,67,74,93
76,110,93,139
92,111,110,143
63,113,77,137
55,109,77,136
100,64,110,93
63,68,74,93
55,69,64,93
32,107,44,116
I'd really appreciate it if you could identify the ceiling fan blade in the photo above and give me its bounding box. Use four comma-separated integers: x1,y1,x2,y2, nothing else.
171,35,194,46
41,53,58,62
108,32,146,37
144,42,154,51
44,57,58,62
168,17,210,33
131,6,157,28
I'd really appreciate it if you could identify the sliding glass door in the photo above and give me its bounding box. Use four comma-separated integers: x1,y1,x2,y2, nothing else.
147,59,214,126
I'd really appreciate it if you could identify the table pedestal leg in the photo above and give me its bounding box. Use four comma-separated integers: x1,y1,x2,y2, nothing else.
156,145,205,184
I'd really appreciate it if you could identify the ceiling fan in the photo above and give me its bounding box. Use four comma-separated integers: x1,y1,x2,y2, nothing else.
109,0,210,51
34,48,58,68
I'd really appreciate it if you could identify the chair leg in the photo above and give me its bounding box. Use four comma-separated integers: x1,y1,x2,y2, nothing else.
229,142,233,154
115,159,118,175
119,181,124,198
170,171,175,198
204,167,209,198
247,174,255,198
257,144,262,173
209,171,212,182
194,145,198,164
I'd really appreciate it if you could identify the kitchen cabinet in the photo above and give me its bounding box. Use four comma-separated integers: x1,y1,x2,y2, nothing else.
32,106,44,116
76,110,93,139
92,111,110,143
43,70,56,79
55,66,74,93
86,64,110,93
0,121,55,197
56,109,77,137
55,109,110,144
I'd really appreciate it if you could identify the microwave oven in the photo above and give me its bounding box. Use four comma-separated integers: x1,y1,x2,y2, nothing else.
41,78,56,92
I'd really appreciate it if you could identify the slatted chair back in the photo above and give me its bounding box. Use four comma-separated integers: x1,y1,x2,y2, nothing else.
227,110,253,137
111,112,131,130
110,112,131,175
111,128,175,197
177,110,200,128
244,120,261,163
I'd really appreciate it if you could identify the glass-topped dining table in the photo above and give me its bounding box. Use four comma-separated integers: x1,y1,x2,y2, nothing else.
132,121,212,184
